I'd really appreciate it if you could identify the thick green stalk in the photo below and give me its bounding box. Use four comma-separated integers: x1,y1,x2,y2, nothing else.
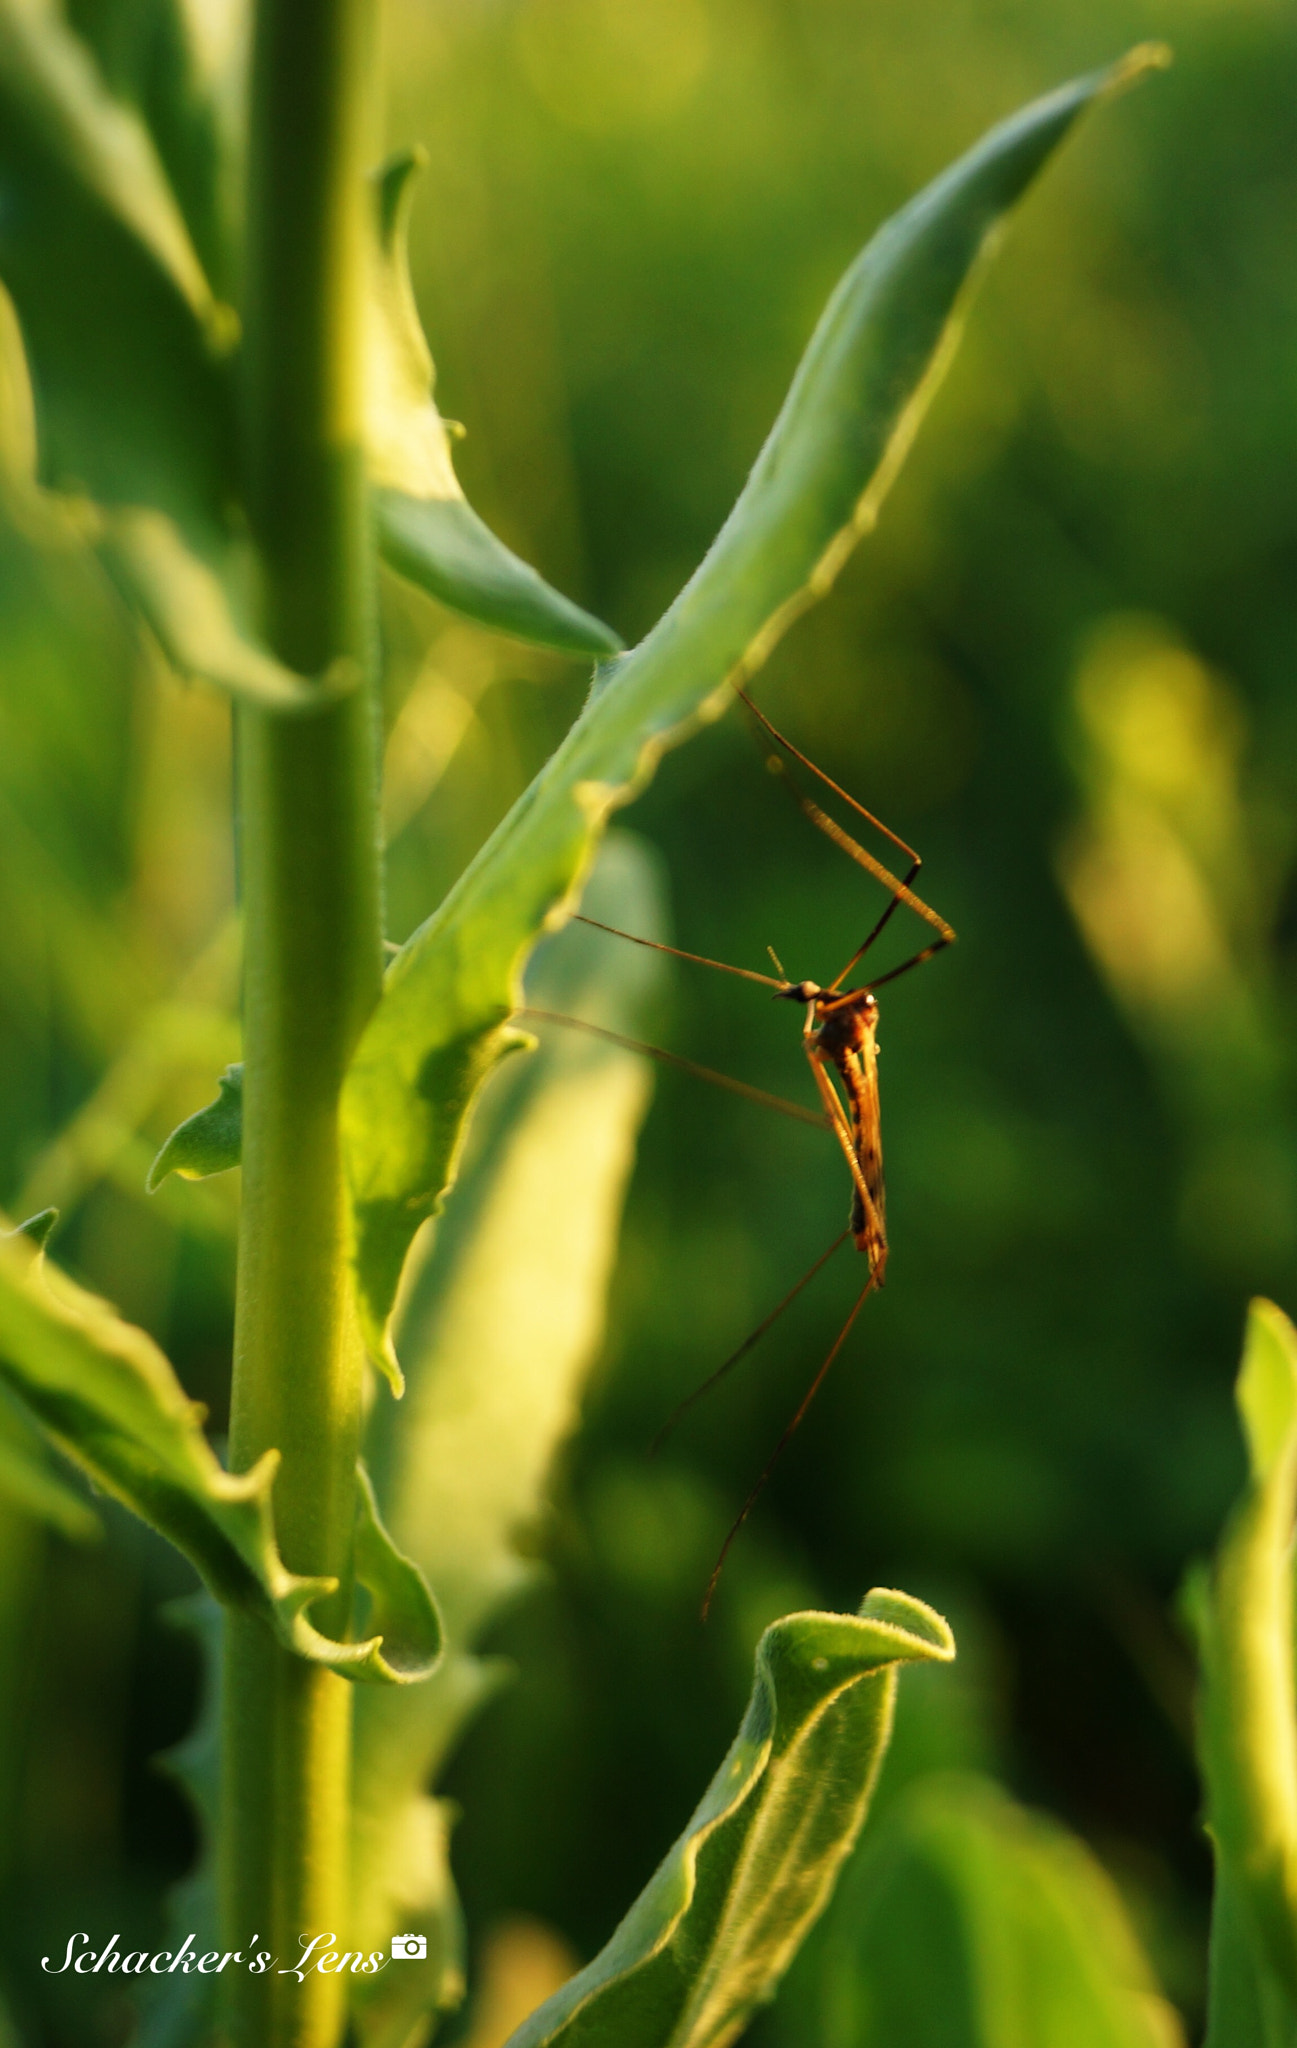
221,3,382,2043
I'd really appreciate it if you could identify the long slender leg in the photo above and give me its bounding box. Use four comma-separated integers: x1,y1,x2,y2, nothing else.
827,856,921,991
649,1227,852,1454
865,938,951,992
759,749,954,958
731,687,955,968
701,1269,877,1619
520,1009,828,1132
734,683,920,864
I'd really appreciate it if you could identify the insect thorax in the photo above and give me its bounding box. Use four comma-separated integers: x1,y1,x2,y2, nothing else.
813,989,879,1059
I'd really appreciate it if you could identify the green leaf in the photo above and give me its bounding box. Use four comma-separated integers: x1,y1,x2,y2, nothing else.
0,1212,98,1537
7,1206,57,1250
0,278,37,484
368,151,622,659
0,1223,440,1684
376,489,623,661
342,51,1164,1371
139,1483,441,2048
0,3,325,725
0,0,218,328
1193,1298,1297,2046
350,1462,442,1685
349,834,665,2048
0,1380,99,1538
504,1591,954,2048
811,1773,1180,2048
138,1594,223,2048
0,0,315,730
0,0,234,534
147,1062,243,1190
62,0,247,297
96,509,351,712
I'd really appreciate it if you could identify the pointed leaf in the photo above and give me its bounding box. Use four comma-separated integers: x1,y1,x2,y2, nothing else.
368,151,621,658
1193,1298,1297,2044
349,1462,442,1686
0,0,235,538
0,1224,437,1684
376,489,623,660
350,837,665,2048
343,54,1162,1367
8,1206,57,1250
504,1592,954,2048
0,1213,98,1537
813,1773,1181,2048
147,1062,243,1190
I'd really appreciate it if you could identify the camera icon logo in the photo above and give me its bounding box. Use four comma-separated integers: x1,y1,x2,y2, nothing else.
390,1935,427,1961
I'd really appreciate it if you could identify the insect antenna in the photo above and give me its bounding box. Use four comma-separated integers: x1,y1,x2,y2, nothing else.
649,1227,851,1457
574,914,785,991
518,1010,828,1132
701,1269,877,1620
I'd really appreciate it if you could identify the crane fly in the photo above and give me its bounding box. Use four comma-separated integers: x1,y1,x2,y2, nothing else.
522,685,955,1613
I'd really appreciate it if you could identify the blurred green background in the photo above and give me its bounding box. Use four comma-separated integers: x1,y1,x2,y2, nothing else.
2,0,1295,2038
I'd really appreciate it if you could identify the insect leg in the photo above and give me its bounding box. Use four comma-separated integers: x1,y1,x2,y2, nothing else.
827,857,922,990
701,1268,877,1620
733,684,920,864
649,1227,852,1455
865,937,952,991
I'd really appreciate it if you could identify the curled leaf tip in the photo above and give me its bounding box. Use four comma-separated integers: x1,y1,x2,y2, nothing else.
147,1064,244,1191
376,146,430,250
5,1208,59,1252
1109,41,1173,90
859,1587,957,1660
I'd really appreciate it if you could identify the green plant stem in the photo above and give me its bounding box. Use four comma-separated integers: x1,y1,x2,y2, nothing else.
221,2,382,2042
